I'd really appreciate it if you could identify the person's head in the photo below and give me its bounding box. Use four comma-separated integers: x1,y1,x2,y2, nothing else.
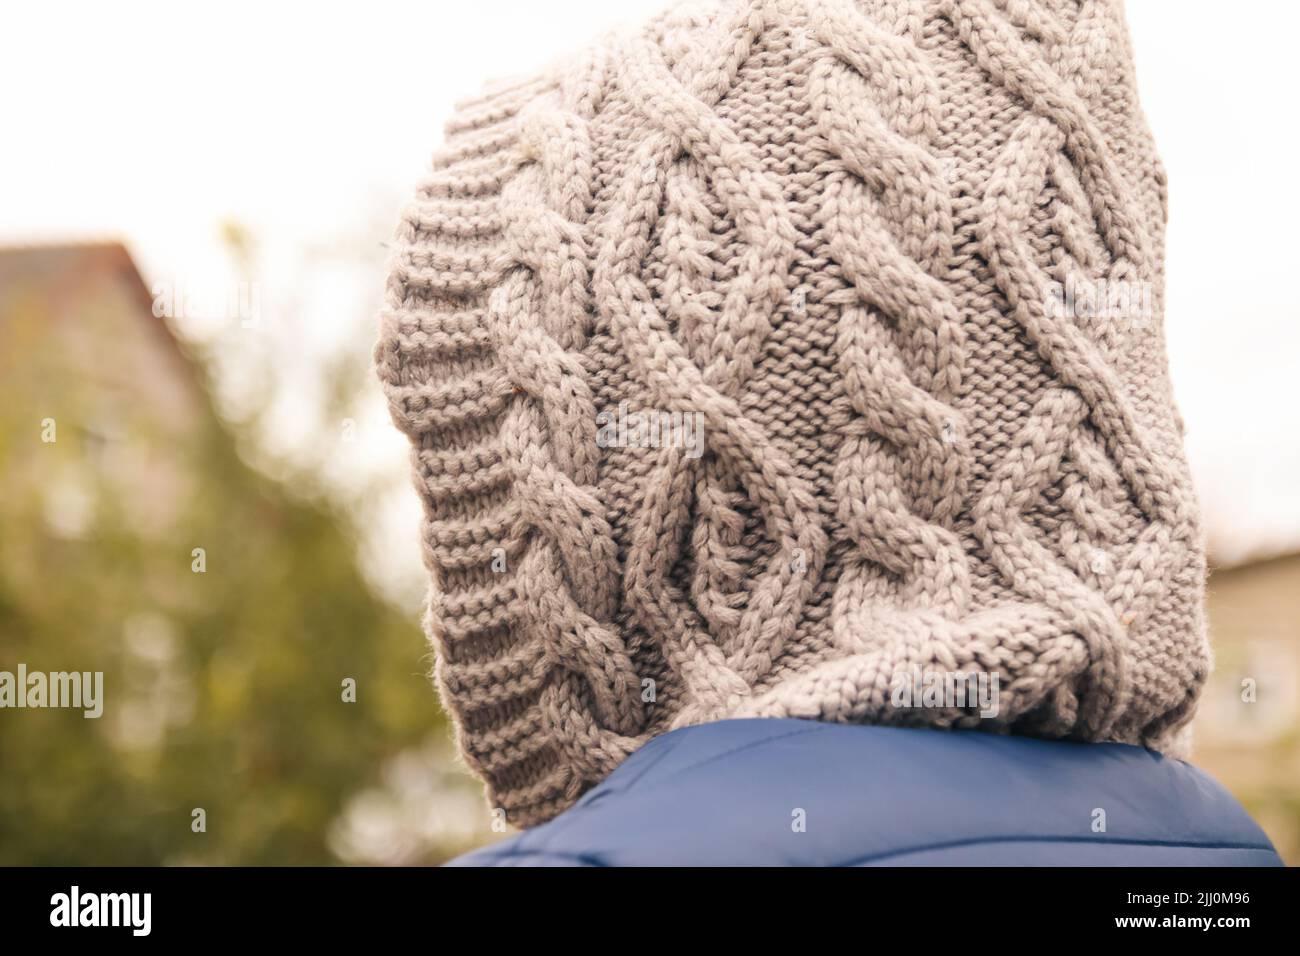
376,0,1205,827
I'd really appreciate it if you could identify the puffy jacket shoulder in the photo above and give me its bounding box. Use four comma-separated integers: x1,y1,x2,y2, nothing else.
448,718,1282,867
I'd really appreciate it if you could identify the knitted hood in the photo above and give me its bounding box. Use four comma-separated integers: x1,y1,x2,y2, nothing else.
376,0,1209,827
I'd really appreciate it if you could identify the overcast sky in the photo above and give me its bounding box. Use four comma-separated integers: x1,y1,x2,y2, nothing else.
3,0,1297,567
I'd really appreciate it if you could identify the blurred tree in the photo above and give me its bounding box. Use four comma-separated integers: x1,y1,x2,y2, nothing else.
0,244,480,864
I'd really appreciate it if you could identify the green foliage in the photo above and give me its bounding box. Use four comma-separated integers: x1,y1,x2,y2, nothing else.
0,288,450,865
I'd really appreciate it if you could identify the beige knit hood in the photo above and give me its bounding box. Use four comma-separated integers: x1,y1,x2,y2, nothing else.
375,0,1209,827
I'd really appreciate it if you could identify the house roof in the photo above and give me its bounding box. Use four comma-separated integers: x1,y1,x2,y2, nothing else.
0,240,198,384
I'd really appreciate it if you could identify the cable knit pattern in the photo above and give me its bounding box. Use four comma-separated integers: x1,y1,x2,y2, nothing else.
376,0,1209,827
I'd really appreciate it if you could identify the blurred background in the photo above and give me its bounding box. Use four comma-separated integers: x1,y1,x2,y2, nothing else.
1,0,1296,864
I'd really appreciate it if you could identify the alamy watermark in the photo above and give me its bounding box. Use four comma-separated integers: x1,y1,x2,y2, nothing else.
152,277,262,328
50,886,150,936
0,664,103,718
596,401,705,460
890,666,1000,718
1045,276,1153,328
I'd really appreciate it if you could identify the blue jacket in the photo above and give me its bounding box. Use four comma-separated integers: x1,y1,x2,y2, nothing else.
449,718,1282,866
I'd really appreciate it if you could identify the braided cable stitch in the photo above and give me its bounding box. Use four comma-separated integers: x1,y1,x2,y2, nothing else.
377,0,1210,826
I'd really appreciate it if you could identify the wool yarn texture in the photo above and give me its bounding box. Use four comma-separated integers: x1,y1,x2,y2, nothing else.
375,0,1209,827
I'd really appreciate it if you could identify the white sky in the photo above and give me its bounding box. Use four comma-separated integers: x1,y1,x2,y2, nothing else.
3,0,1297,567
